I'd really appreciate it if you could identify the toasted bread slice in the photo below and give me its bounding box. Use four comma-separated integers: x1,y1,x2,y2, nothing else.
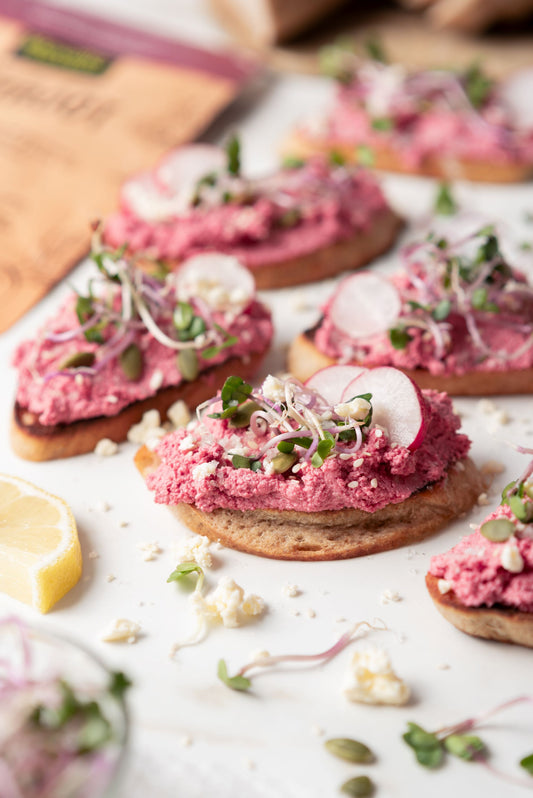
284,131,533,184
135,447,483,561
11,352,267,462
288,329,533,396
426,573,533,648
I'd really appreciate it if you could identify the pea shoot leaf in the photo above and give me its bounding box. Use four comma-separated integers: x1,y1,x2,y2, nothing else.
217,659,251,692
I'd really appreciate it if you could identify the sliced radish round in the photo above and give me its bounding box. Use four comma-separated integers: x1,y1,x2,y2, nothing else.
342,367,427,450
305,365,367,405
329,272,401,339
500,68,533,130
175,253,255,311
156,144,226,192
120,172,175,221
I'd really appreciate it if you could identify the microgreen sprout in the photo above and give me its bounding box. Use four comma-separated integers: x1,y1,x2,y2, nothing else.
217,619,387,692
225,134,241,176
434,183,457,216
167,562,205,592
403,695,533,787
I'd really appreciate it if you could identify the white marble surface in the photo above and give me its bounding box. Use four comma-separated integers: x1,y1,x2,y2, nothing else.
2,3,533,797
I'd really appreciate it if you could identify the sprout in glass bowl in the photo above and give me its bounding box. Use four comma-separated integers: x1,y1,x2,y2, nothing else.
0,616,130,798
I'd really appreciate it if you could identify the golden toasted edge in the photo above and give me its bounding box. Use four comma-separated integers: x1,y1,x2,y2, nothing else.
135,446,484,561
283,131,533,184
426,573,533,648
11,351,268,462
287,331,533,396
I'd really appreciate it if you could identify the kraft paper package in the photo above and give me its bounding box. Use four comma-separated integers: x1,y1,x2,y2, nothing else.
0,0,255,332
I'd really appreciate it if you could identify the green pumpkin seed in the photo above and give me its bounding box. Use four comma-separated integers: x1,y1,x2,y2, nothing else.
480,518,515,542
271,452,298,474
60,351,96,369
119,343,143,381
173,302,194,331
229,401,262,428
341,776,374,797
325,738,374,764
177,349,199,382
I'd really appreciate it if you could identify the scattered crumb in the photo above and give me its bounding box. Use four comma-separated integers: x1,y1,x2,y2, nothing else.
478,399,496,415
118,520,129,528
408,569,418,576
94,438,119,457
339,453,352,460
100,618,141,644
436,663,450,671
310,724,325,737
348,480,359,489
289,608,300,617
173,535,213,569
343,647,410,706
374,429,383,438
480,460,505,477
169,643,180,659
88,550,99,560
336,617,347,623
306,608,316,619
94,500,111,513
380,589,402,605
250,649,270,662
105,395,118,404
477,492,491,506
179,735,193,747
370,478,378,489
127,409,166,446
136,541,162,561
281,583,301,598
438,579,452,595
242,758,256,771
106,574,116,583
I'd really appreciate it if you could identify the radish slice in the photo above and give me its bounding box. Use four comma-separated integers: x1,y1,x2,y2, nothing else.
500,68,533,130
342,367,427,450
305,365,367,405
120,145,227,223
174,253,255,312
156,144,227,192
329,272,401,339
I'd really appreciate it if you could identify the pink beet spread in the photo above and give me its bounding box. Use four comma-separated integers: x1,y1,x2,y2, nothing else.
103,158,390,268
146,389,469,513
307,63,533,167
314,254,533,376
13,296,272,427
429,504,533,612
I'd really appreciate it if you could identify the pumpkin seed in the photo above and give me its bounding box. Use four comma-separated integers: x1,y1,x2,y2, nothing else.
60,351,96,369
325,738,374,764
340,776,374,797
479,518,515,542
119,343,143,381
229,401,262,428
177,349,199,382
271,452,298,474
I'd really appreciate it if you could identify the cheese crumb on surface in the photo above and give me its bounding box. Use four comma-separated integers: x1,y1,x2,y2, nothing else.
478,399,496,415
179,434,195,452
477,492,491,506
137,541,162,561
88,550,99,560
94,500,111,513
100,618,141,644
282,583,301,598
167,400,191,429
261,375,286,403
149,369,164,391
480,460,505,477
380,589,402,605
179,735,193,747
192,461,218,481
438,579,452,594
310,724,324,737
127,409,166,445
306,608,316,618
173,535,213,569
106,574,116,583
501,541,524,573
343,647,410,706
94,438,119,457
191,576,265,628
334,397,371,420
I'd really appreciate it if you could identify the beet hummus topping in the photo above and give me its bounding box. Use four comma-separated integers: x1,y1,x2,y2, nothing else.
315,227,533,376
12,244,272,427
308,44,533,167
429,459,533,612
103,139,390,269
146,372,470,514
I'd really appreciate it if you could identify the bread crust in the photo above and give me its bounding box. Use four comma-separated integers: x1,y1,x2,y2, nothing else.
284,131,533,184
426,573,533,648
135,447,483,561
11,352,267,462
288,330,533,396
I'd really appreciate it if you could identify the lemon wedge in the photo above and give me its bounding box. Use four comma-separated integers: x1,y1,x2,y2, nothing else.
0,475,82,613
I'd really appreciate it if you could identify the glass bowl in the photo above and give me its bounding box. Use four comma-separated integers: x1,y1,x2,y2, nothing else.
0,616,129,798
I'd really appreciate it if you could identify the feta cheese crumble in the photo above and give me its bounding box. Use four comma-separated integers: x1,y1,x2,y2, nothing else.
380,589,402,605
100,618,141,644
167,399,192,428
192,461,218,481
173,535,213,569
281,583,301,598
191,576,265,628
343,647,410,705
127,409,166,446
500,541,524,573
136,541,162,561
94,438,119,456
